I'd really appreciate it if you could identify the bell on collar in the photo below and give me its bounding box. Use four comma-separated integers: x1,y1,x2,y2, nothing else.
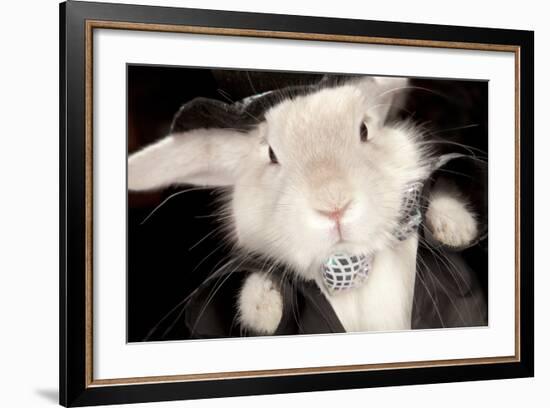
321,253,372,293
394,181,424,241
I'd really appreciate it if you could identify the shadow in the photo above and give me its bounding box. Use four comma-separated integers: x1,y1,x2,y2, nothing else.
35,388,58,404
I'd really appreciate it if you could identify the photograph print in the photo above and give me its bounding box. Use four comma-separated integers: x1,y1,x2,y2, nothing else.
127,66,488,342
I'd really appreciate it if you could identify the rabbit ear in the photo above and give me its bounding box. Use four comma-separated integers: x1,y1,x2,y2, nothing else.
357,76,409,124
128,128,256,191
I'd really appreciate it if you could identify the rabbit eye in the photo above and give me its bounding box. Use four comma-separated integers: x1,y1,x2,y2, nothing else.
360,122,369,142
268,146,279,164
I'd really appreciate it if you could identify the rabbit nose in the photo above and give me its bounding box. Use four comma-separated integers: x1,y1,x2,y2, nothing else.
316,201,351,221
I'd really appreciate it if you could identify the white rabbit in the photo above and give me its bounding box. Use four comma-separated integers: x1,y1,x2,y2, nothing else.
128,76,478,335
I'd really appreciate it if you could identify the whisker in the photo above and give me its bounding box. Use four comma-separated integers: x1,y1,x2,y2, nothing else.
140,186,223,225
431,123,480,134
190,253,252,336
188,224,227,251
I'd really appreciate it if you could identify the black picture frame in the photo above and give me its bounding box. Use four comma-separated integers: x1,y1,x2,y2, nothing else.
60,1,534,406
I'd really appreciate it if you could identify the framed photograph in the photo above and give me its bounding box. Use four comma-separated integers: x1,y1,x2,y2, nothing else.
60,1,534,406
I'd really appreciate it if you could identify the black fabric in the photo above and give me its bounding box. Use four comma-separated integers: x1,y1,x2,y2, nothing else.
412,246,487,329
184,256,346,338
169,75,355,135
183,238,487,338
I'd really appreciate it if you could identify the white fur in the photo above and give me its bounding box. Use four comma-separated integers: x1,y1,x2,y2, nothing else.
426,181,478,247
128,76,476,335
237,272,283,335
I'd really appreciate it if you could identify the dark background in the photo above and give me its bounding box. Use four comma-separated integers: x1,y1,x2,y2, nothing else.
127,65,488,342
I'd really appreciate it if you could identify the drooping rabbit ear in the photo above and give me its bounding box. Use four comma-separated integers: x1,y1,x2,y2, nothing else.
356,76,409,124
128,129,256,191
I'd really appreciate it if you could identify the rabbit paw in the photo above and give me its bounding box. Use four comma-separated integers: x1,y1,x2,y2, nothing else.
237,272,283,335
426,186,478,248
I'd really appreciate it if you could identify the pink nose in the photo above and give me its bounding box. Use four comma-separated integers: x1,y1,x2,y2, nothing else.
316,201,351,221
